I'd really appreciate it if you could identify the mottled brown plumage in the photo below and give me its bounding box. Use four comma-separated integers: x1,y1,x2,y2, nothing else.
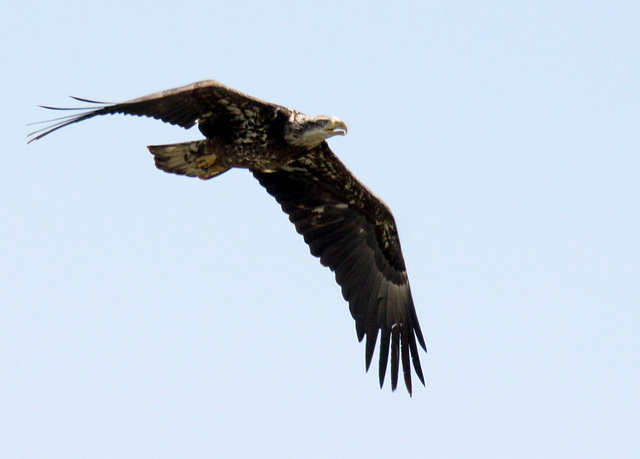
29,80,426,394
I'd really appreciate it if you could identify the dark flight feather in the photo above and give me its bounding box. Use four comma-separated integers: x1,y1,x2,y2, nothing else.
252,144,426,393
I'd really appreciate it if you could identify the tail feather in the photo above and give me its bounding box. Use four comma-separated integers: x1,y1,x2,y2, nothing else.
147,140,230,180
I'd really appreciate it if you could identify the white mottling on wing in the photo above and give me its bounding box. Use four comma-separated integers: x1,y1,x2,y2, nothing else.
280,165,307,172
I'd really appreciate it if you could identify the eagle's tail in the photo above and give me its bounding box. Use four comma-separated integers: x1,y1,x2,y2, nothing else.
147,141,230,180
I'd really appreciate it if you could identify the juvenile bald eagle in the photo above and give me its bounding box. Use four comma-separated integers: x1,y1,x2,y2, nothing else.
29,80,426,394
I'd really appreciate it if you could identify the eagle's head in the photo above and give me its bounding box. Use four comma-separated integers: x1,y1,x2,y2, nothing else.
286,113,348,149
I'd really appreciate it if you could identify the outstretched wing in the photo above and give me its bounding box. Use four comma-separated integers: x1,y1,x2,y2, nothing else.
252,143,426,394
28,80,282,143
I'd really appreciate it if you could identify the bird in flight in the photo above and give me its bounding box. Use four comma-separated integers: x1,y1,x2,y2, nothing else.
29,80,426,394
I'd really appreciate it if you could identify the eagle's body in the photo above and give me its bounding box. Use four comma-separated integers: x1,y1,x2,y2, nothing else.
30,80,426,394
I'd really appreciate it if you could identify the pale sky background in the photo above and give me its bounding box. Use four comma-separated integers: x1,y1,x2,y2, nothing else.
2,1,639,457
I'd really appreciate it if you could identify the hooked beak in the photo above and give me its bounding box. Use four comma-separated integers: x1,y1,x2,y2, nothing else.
325,118,348,137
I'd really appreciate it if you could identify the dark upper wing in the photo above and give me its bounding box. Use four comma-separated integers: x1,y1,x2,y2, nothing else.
28,80,282,143
252,143,426,394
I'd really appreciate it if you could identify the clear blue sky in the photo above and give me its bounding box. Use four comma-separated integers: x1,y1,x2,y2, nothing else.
3,1,639,457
